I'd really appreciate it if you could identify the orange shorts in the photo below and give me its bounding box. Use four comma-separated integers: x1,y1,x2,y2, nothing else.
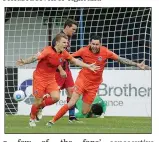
33,75,59,98
73,76,99,104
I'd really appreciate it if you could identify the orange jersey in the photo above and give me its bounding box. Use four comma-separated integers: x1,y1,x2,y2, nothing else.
34,46,72,80
72,46,118,84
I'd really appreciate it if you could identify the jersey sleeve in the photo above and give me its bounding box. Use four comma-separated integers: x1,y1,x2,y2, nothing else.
63,50,73,60
37,47,49,60
72,48,84,58
106,48,118,60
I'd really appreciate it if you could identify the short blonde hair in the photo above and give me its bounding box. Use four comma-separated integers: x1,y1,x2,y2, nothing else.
55,33,68,42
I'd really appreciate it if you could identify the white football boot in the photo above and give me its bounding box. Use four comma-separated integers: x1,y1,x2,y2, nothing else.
29,119,36,127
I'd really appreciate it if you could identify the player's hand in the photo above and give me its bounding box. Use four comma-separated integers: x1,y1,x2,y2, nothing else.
16,59,26,66
60,70,67,78
137,61,150,70
88,62,100,73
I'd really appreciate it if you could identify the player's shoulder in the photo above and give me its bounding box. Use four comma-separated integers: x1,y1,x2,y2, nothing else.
62,50,72,59
62,49,71,56
100,46,112,53
43,46,52,50
44,46,57,54
40,46,49,52
100,46,108,50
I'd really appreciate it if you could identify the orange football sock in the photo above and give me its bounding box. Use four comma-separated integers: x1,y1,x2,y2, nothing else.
53,104,69,122
30,104,39,119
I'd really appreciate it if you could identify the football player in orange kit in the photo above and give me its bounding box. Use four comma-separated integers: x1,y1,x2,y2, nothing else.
47,35,150,126
36,19,79,123
16,33,100,127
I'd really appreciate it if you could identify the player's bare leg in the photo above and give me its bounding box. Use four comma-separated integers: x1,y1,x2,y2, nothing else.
46,92,80,126
66,102,90,122
36,91,60,121
36,94,49,121
29,97,43,127
81,102,93,118
66,87,79,123
82,102,91,115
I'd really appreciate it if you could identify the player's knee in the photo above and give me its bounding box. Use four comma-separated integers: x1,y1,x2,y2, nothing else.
34,98,42,106
51,95,60,102
50,91,60,102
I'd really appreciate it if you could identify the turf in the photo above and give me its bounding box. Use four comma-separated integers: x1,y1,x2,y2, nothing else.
5,115,151,134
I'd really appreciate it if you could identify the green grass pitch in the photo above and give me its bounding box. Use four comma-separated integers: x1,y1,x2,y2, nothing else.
5,115,151,134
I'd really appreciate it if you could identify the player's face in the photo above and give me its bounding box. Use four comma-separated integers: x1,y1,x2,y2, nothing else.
56,37,68,52
90,40,101,53
66,24,77,37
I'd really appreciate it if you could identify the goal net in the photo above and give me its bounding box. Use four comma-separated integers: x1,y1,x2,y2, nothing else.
5,7,151,115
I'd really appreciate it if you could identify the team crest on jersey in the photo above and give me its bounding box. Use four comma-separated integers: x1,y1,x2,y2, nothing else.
98,56,102,61
59,58,63,62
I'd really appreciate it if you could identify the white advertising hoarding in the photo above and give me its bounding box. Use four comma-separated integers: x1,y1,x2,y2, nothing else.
17,69,151,117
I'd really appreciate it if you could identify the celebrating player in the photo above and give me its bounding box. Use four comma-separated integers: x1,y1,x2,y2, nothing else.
75,95,106,118
16,33,100,127
46,34,150,126
36,19,79,122
52,19,78,122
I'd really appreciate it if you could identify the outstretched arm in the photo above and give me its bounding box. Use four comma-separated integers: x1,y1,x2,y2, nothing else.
106,48,150,70
70,57,100,72
117,57,138,67
16,54,38,66
117,57,150,70
16,47,49,66
63,49,100,72
70,58,90,68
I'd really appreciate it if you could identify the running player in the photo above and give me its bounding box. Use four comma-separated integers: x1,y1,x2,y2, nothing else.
37,19,78,122
16,33,100,127
46,34,149,126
